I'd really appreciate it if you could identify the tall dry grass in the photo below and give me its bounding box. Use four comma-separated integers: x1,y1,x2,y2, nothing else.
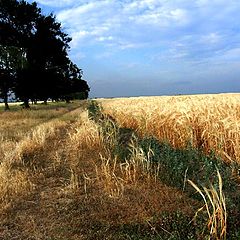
100,93,240,164
65,110,160,198
188,170,227,240
94,142,161,198
0,119,67,206
63,110,104,192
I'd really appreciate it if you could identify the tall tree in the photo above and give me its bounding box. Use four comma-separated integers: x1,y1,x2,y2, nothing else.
0,45,26,110
62,62,90,102
0,0,41,108
0,0,89,108
24,14,71,103
0,68,12,110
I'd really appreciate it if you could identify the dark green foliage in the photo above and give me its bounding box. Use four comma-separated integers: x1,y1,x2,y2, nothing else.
0,0,41,108
113,127,136,160
0,45,26,109
0,68,12,110
87,100,103,121
0,0,89,109
103,213,206,239
0,0,41,48
87,100,135,160
156,211,207,240
227,207,240,239
139,137,237,192
114,223,162,240
62,63,90,102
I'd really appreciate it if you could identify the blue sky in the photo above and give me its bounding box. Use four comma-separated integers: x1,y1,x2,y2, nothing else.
28,0,240,97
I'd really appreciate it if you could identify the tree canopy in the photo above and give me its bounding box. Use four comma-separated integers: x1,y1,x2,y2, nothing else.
0,0,90,109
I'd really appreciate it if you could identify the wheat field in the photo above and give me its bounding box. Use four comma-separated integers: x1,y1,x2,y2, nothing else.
0,98,239,239
100,93,240,164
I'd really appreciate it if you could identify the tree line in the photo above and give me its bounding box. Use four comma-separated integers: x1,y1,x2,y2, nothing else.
0,0,90,110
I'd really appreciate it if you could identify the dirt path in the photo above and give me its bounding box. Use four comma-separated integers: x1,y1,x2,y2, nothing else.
0,108,82,239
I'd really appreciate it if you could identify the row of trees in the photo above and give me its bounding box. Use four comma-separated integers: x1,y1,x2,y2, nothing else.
0,0,90,110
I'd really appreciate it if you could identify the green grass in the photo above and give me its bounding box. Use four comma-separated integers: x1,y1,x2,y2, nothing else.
0,100,85,112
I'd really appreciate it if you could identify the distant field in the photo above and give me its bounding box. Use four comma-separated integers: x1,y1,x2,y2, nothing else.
0,101,53,107
0,102,21,105
100,93,240,164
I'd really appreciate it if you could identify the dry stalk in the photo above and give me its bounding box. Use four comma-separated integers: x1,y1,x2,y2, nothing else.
69,168,80,190
188,170,227,240
120,140,155,183
0,161,34,204
96,155,124,199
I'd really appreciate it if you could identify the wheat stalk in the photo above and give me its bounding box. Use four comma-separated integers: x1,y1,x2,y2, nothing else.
188,169,227,240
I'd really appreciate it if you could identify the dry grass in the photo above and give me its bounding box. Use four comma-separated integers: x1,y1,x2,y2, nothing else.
62,107,198,230
96,155,125,199
0,161,34,206
100,93,240,164
0,103,81,209
95,143,157,199
68,110,103,150
0,106,71,144
0,122,64,209
188,170,227,240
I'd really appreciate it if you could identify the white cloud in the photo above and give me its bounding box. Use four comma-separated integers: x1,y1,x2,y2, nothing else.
51,0,240,75
200,33,222,44
70,51,86,62
130,8,188,27
70,30,90,48
123,0,162,13
96,36,114,42
36,0,76,7
215,48,240,61
56,0,192,52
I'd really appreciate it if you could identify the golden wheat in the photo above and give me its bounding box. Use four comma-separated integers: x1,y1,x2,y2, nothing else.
100,93,240,164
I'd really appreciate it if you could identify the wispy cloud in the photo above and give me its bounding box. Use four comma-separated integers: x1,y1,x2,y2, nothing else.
55,0,240,58
32,0,240,97
56,0,192,50
36,0,76,8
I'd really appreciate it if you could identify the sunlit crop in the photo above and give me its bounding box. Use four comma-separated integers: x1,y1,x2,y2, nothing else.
100,93,240,164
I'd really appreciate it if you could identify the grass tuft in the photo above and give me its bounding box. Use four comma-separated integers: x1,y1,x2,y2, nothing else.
188,169,227,240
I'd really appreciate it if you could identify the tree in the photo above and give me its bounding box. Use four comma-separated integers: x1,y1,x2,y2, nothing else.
0,0,41,48
63,62,90,102
0,0,41,108
0,0,89,108
23,14,71,103
0,68,12,110
0,45,26,110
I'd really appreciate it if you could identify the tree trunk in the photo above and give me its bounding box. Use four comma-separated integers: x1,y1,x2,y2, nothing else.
65,96,71,103
23,98,30,109
3,93,10,111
